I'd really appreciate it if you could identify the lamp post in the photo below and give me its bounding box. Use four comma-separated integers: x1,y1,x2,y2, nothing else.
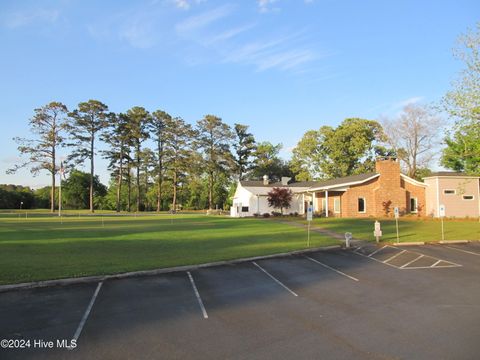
20,201,23,210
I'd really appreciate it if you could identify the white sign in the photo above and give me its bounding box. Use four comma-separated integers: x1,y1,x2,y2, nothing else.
307,206,313,221
344,232,352,248
439,204,446,217
373,230,383,237
394,207,399,219
374,221,381,231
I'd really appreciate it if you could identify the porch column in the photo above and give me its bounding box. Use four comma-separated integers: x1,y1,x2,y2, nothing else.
312,192,316,212
325,190,329,217
302,193,305,214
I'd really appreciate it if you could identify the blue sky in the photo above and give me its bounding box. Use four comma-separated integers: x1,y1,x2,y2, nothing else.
0,0,478,187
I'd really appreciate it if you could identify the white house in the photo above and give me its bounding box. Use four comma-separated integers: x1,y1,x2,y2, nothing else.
230,175,315,217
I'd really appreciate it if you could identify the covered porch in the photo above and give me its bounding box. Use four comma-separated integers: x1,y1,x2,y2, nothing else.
302,189,346,217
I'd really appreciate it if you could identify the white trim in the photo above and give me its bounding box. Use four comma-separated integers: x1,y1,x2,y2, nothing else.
358,197,366,213
325,190,329,218
400,174,427,187
333,197,341,213
308,174,380,192
436,177,440,218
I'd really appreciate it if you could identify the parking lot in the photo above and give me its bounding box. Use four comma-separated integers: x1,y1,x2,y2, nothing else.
1,242,479,360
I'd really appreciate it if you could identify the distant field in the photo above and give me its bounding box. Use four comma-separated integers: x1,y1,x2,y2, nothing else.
302,217,480,243
0,214,337,285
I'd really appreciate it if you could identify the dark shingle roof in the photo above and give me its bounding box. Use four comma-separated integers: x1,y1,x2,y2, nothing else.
239,180,292,188
307,172,378,189
240,172,379,190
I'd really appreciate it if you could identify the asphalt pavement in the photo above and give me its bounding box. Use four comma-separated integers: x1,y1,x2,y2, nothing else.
1,243,479,360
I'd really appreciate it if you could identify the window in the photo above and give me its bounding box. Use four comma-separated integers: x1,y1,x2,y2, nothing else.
463,195,474,201
358,197,366,213
241,206,249,212
321,198,326,212
410,197,418,213
334,198,341,213
444,189,455,195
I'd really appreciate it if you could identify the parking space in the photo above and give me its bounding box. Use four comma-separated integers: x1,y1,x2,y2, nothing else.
1,243,479,359
353,244,462,269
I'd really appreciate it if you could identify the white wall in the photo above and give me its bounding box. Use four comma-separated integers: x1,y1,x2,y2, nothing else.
231,183,306,217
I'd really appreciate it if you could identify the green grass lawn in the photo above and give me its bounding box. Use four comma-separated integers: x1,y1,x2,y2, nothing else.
302,217,480,243
0,214,337,285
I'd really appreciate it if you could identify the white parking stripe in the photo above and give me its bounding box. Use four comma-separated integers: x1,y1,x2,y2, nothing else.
305,256,359,282
187,271,208,319
445,246,480,256
70,281,103,348
383,250,406,263
400,254,424,268
431,260,442,267
252,262,298,297
368,246,387,257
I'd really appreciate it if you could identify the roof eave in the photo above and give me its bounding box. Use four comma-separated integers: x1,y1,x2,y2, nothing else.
306,174,380,192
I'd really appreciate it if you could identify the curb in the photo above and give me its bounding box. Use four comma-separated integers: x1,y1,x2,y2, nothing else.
0,245,342,293
393,241,425,246
438,240,470,244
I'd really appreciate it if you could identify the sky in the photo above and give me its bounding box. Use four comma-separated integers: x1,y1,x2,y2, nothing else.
0,0,478,188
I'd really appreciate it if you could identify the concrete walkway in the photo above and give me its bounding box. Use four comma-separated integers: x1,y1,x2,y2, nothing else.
274,219,367,247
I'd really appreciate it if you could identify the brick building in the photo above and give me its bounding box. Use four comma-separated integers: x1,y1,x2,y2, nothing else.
306,158,427,217
231,158,427,218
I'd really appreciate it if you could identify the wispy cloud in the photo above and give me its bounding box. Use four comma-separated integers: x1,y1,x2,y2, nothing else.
370,96,425,116
202,23,255,45
395,96,424,108
172,0,206,10
88,6,171,49
2,8,60,28
257,0,280,13
175,4,234,34
119,16,158,49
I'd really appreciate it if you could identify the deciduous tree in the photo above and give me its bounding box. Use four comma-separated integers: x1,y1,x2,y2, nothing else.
267,187,293,215
441,23,480,175
290,119,389,179
382,104,442,178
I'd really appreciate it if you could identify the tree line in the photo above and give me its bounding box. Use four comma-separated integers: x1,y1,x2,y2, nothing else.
5,23,479,212
7,102,294,212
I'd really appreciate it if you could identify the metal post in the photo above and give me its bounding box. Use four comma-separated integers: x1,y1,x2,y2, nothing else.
307,221,310,248
58,174,62,218
441,217,444,241
395,218,399,244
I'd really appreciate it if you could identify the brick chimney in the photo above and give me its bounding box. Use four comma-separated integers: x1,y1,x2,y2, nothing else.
375,157,401,187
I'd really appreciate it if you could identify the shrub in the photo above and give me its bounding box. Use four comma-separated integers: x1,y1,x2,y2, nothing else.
262,213,270,218
271,211,282,217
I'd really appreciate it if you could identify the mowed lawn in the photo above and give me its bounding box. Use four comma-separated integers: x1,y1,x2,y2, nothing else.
0,214,337,285
305,217,480,243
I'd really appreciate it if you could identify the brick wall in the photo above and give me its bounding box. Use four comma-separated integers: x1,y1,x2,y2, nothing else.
314,159,427,218
403,179,427,216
